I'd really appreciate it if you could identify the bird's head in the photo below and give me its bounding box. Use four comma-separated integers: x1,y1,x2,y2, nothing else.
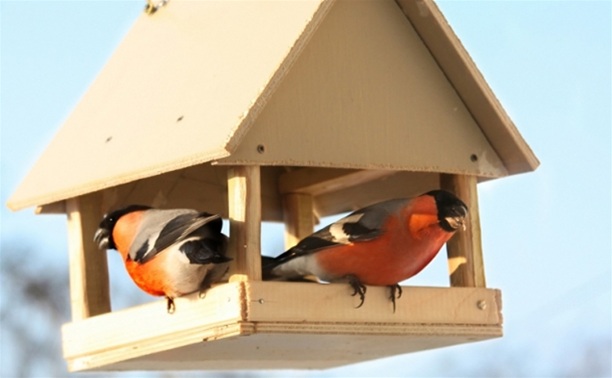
94,205,151,250
426,190,469,232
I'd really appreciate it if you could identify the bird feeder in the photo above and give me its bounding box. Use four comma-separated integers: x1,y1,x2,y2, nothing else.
7,0,538,372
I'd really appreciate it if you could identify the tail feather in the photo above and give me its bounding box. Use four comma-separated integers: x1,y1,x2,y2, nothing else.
261,255,279,280
261,255,318,283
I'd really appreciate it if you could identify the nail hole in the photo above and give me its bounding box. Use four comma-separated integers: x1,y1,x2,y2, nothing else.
470,154,478,162
105,136,113,143
177,115,184,122
256,144,265,154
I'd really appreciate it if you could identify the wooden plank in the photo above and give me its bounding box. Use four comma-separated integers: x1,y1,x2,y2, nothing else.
62,282,501,372
35,201,66,214
120,169,183,208
174,165,286,221
66,193,111,320
62,282,246,371
254,322,501,338
279,168,396,196
440,174,486,287
245,282,500,325
227,166,262,280
314,171,439,217
94,165,285,222
98,324,500,371
282,193,315,249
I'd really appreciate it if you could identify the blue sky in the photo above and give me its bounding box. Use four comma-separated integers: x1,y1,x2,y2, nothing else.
1,1,611,377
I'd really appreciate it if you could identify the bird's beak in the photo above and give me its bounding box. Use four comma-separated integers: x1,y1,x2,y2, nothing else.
93,228,109,250
444,204,468,231
444,216,466,231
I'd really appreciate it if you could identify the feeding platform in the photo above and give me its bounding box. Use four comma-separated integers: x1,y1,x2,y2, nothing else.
63,281,502,371
7,0,537,372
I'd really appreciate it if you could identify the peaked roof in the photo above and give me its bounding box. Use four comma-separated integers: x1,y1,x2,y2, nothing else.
7,0,538,211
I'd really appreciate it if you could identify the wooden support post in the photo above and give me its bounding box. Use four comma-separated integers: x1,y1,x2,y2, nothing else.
227,166,262,280
282,193,315,249
66,193,111,321
440,174,486,288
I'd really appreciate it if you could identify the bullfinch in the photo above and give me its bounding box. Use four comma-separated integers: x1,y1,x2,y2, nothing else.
263,190,468,311
94,205,231,313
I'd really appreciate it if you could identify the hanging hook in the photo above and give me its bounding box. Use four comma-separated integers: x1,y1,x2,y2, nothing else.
145,0,170,15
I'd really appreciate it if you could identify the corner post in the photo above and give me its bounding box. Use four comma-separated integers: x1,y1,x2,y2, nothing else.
66,193,111,320
440,174,486,288
227,165,262,280
282,193,315,249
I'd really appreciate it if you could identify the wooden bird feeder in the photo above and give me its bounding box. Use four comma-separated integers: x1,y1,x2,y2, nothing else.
7,0,538,372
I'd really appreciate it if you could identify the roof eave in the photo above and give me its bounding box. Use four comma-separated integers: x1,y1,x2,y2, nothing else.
396,0,540,176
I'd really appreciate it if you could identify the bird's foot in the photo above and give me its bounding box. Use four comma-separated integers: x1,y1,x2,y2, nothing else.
198,287,209,299
346,275,367,309
166,297,176,314
388,284,402,313
198,283,212,299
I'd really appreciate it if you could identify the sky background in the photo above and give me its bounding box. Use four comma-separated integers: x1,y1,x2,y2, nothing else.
1,1,611,377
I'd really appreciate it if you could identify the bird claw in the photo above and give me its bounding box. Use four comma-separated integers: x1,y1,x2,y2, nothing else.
388,284,402,313
198,283,212,299
347,275,367,309
166,297,176,314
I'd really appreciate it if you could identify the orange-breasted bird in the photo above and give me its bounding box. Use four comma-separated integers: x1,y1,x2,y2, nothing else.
94,205,231,313
262,190,468,311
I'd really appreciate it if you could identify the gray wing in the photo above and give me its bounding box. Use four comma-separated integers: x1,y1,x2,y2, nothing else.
273,198,410,264
129,209,222,263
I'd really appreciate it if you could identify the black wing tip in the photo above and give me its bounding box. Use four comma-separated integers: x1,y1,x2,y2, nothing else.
180,237,231,265
261,255,278,280
197,212,223,233
196,212,224,235
197,211,220,219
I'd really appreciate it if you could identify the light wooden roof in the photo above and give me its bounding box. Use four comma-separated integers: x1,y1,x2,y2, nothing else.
7,0,538,211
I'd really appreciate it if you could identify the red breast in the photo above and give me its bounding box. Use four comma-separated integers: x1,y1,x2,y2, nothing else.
111,210,172,296
125,256,171,297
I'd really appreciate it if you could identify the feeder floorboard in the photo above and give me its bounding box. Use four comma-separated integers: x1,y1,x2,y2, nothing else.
62,282,502,371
